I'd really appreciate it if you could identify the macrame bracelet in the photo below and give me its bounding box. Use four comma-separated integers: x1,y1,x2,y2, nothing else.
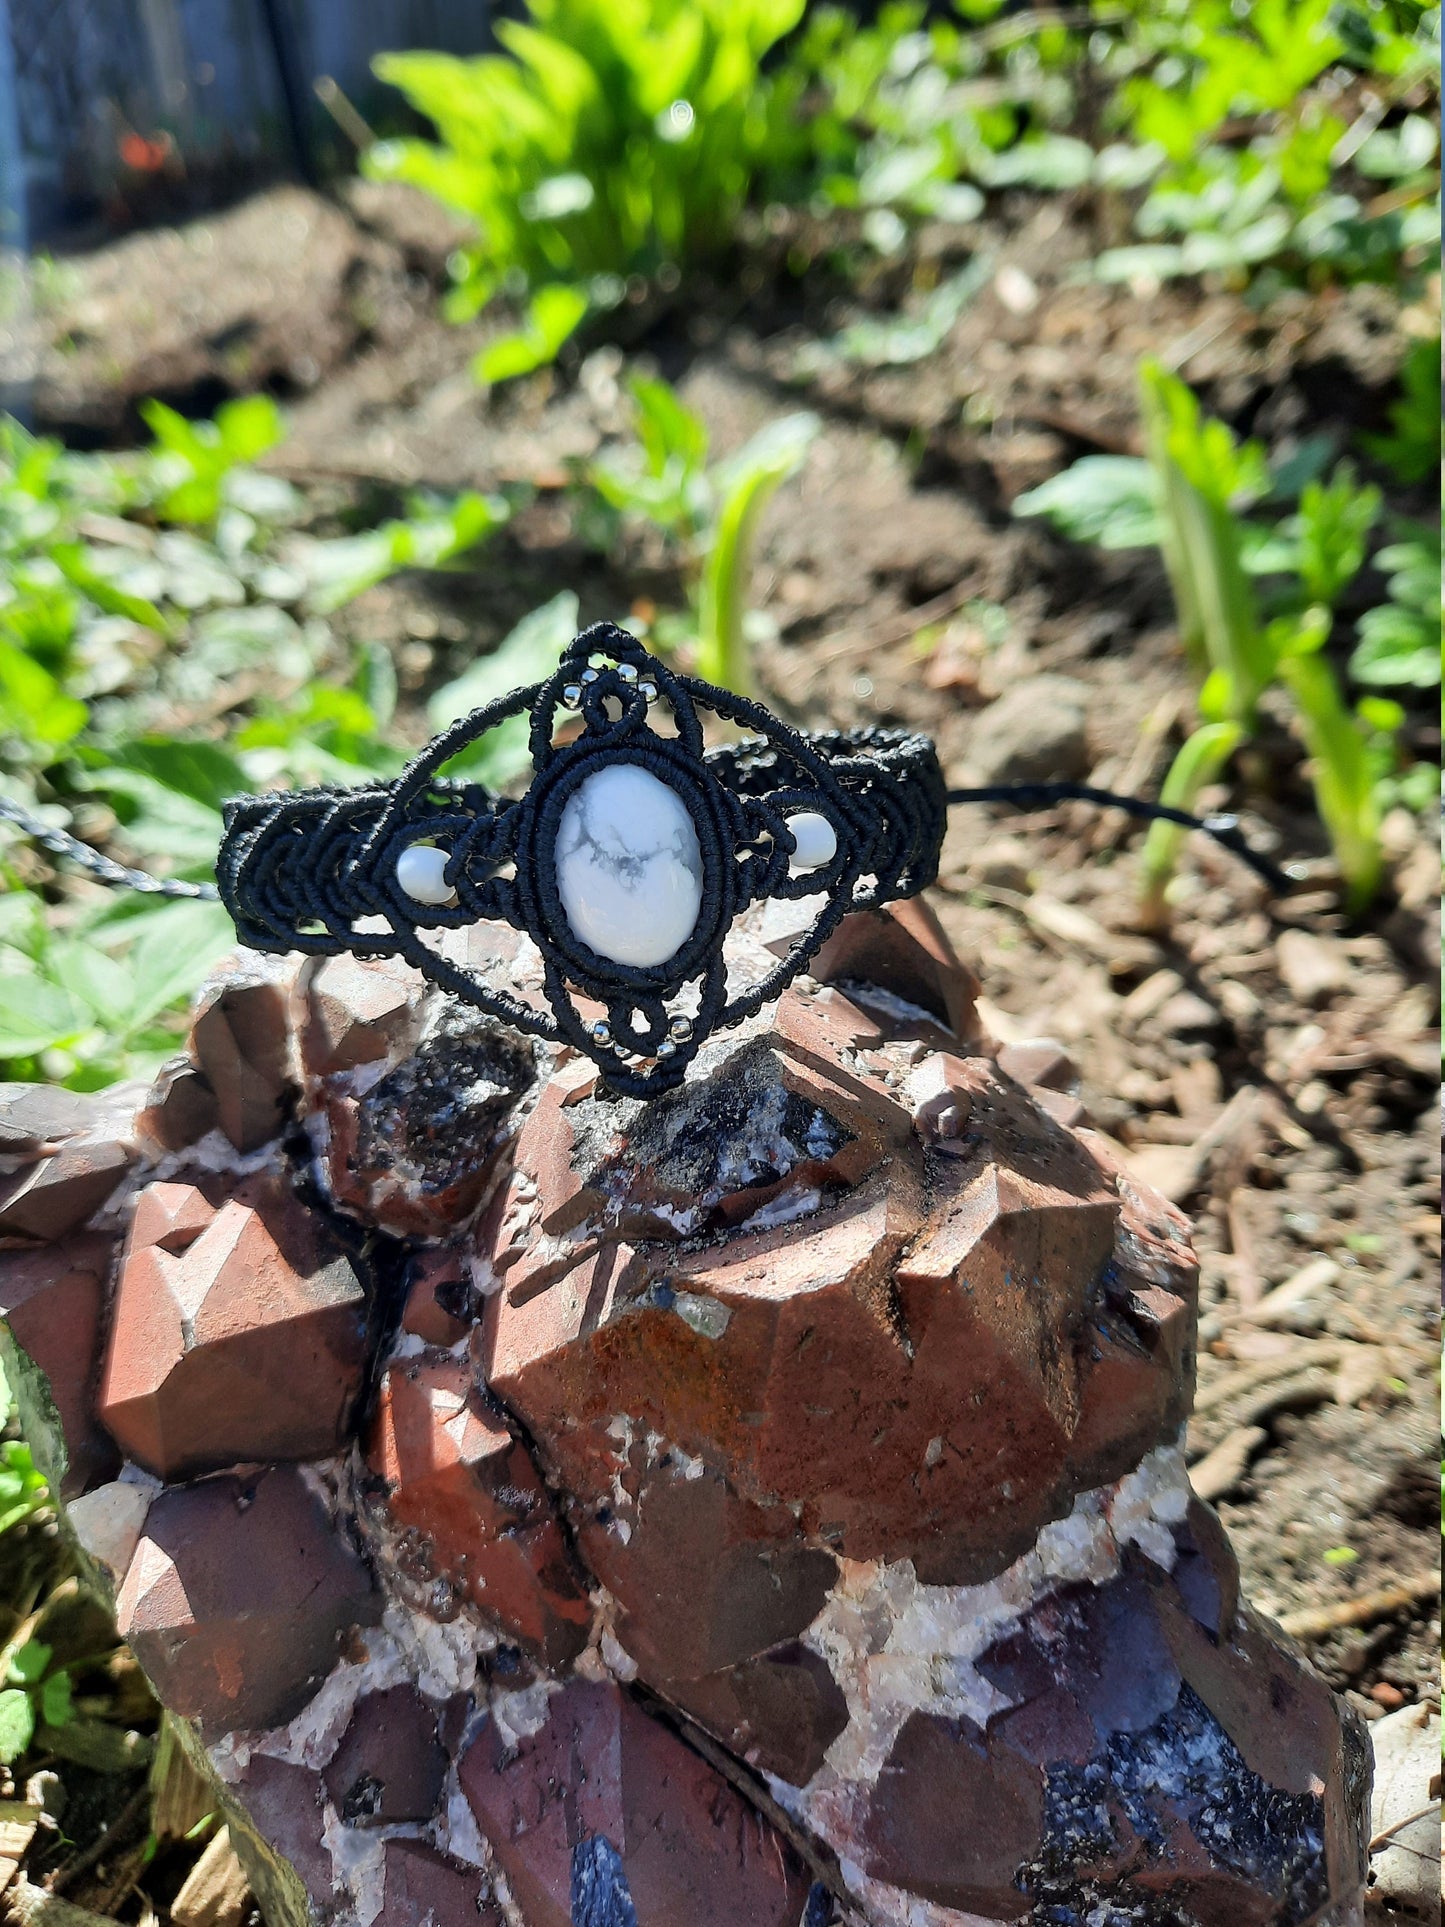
216,622,948,1096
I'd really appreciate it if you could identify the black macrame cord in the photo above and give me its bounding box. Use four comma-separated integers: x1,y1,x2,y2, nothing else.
5,622,1288,1098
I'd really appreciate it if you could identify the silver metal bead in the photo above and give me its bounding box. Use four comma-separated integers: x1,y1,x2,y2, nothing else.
638,680,658,702
616,661,638,683
656,1039,677,1059
668,1015,693,1041
590,1019,613,1048
581,667,600,684
561,683,583,709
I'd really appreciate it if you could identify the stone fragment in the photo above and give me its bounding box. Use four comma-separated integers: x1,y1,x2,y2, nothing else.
0,1136,133,1243
398,1247,472,1348
190,957,296,1153
664,1638,850,1786
225,1754,332,1899
364,1355,590,1668
98,1172,369,1480
322,1685,448,1825
459,1679,812,1927
67,1478,154,1585
0,1232,119,1493
810,1530,1368,1925
117,1466,379,1738
373,1842,501,1927
0,1083,96,1153
956,673,1090,784
319,1003,535,1237
137,1057,219,1155
299,953,421,1079
809,897,981,1042
1277,927,1352,1006
1367,1700,1440,1919
996,1038,1077,1092
504,999,905,1248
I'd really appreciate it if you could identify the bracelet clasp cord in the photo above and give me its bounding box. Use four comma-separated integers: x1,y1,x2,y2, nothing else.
217,623,947,1096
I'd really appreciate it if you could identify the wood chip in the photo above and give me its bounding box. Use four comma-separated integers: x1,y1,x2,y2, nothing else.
169,1828,249,1927
1189,1425,1267,1502
1194,1342,1350,1414
6,1878,119,1927
1276,1573,1440,1641
1237,1256,1340,1327
0,1804,41,1894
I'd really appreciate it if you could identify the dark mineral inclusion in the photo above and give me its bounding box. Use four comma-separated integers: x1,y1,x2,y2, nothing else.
1025,1684,1328,1926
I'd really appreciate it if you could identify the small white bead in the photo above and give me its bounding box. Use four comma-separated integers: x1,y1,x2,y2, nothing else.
396,844,456,906
785,811,838,873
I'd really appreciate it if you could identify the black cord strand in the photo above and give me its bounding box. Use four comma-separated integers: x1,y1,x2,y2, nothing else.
944,781,1291,893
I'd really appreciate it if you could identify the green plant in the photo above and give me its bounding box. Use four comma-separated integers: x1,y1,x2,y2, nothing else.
1363,336,1443,483
1016,361,1425,911
586,377,818,693
366,0,810,376
1350,522,1442,689
0,401,509,1087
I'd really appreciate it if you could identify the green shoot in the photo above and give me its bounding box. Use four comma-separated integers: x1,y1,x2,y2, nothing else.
585,378,817,694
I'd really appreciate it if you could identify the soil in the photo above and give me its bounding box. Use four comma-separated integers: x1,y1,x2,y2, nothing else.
9,179,1441,1920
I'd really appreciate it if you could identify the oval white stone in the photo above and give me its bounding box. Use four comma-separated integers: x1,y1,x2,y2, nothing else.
396,843,456,906
555,765,703,968
785,810,838,873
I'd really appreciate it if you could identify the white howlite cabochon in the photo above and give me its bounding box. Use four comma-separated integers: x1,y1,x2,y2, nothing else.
554,764,704,968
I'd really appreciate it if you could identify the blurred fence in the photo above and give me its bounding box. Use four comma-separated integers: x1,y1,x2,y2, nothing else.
1,0,494,247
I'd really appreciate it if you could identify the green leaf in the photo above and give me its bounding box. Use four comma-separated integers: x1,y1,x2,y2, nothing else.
0,1689,33,1765
301,494,506,614
1014,457,1159,550
0,975,83,1058
7,1640,50,1686
0,640,87,751
475,284,590,385
39,1671,73,1728
118,901,235,1032
699,412,819,694
109,740,249,817
430,591,579,785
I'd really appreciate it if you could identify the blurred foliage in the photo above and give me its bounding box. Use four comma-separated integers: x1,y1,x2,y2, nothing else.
366,0,812,373
0,401,507,1089
586,376,819,692
1017,360,1435,911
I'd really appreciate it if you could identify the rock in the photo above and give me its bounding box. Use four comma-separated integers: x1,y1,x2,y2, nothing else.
808,897,981,1042
662,1637,850,1786
0,1134,133,1243
224,1754,332,1901
458,1679,813,1927
67,1478,154,1585
955,674,1090,785
0,1083,97,1153
98,1172,369,1480
136,1058,220,1155
0,1232,119,1493
116,1466,379,1738
485,1006,1197,1712
190,958,296,1154
299,954,421,1080
364,1354,591,1669
995,1038,1078,1093
398,1247,472,1348
317,1003,535,1237
1278,928,1353,1006
373,1842,501,1927
322,1685,449,1826
787,1479,1368,1925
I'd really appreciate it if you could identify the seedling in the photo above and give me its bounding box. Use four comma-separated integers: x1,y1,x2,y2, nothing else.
1016,360,1421,913
586,376,818,695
